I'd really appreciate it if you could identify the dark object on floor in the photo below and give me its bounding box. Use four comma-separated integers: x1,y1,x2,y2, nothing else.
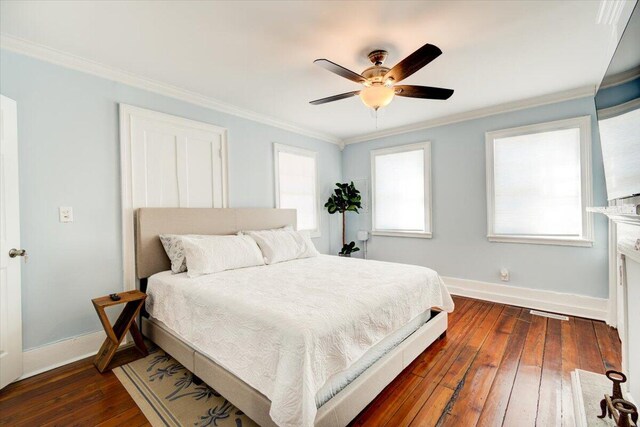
599,370,626,418
192,374,204,385
611,399,638,427
598,370,638,426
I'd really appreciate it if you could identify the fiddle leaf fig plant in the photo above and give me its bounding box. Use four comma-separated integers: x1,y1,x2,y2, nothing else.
324,182,362,256
340,241,360,256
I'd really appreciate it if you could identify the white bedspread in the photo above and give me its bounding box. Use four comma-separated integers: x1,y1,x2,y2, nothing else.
146,255,454,427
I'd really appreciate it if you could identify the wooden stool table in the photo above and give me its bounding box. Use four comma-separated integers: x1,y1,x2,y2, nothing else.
91,290,148,373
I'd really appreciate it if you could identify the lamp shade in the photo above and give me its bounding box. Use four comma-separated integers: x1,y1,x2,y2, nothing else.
359,86,395,110
357,230,370,241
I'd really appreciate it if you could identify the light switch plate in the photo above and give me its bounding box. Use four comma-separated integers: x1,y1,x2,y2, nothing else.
59,206,73,223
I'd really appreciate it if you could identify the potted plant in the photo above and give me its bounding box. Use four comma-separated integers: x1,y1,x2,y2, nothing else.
324,182,362,256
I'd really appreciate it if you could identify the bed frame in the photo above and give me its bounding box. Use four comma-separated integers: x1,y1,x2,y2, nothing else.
135,207,447,427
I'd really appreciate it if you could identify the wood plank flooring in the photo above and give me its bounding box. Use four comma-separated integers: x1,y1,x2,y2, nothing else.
0,296,621,427
351,297,621,426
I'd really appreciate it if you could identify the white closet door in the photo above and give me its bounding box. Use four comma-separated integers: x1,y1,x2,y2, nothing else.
121,105,228,290
0,95,23,388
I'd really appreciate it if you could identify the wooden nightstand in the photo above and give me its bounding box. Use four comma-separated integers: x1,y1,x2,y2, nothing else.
91,290,148,373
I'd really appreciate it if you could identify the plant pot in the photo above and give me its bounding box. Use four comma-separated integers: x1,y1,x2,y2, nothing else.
338,253,351,257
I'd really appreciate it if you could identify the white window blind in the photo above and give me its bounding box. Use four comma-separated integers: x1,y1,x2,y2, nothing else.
486,116,593,246
371,142,431,237
274,144,318,235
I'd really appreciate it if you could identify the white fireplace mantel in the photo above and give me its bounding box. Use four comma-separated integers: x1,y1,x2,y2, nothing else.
589,201,639,404
587,204,640,227
619,237,640,264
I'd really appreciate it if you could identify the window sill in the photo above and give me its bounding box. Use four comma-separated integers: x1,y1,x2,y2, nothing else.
372,230,432,239
487,235,593,247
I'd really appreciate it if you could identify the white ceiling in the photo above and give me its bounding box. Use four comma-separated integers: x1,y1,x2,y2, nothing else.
0,1,635,143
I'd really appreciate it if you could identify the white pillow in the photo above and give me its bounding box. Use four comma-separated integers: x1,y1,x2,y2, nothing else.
244,227,319,265
159,234,206,274
182,235,265,278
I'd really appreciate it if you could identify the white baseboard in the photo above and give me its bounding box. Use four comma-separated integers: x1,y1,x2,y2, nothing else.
443,276,608,322
20,330,111,380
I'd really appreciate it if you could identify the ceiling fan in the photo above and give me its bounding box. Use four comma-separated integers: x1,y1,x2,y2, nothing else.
310,43,454,111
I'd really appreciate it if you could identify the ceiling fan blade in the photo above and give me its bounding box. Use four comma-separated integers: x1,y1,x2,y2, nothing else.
309,91,361,105
314,59,367,84
385,44,442,83
394,85,454,100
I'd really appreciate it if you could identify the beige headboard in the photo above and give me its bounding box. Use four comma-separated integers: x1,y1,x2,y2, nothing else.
135,207,297,279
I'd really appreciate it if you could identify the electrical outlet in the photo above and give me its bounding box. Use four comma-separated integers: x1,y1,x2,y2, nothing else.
500,268,510,282
59,206,73,223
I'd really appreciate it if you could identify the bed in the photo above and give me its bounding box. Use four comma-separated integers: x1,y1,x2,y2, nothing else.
135,208,454,427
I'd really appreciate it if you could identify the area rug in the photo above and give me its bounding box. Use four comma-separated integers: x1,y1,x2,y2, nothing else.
571,369,632,427
113,343,258,427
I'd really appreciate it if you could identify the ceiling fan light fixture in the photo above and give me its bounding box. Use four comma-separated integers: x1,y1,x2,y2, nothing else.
359,85,395,110
310,43,453,109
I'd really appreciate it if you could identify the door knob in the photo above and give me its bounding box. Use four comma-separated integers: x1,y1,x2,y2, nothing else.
9,248,27,258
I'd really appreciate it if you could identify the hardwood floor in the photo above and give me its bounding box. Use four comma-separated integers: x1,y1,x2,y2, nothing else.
0,296,621,427
351,297,621,426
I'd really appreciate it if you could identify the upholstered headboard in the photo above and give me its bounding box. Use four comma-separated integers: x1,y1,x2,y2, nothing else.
135,208,297,279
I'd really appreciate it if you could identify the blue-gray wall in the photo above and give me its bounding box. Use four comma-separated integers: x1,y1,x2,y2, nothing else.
342,97,609,298
0,48,612,351
595,76,640,110
0,50,342,350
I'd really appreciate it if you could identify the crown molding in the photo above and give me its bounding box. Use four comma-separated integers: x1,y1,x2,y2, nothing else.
597,96,640,119
0,34,342,146
342,85,597,145
1,33,602,149
600,65,640,89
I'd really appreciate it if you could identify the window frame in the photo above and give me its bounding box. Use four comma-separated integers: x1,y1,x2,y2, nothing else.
485,115,594,247
273,143,321,238
370,141,432,239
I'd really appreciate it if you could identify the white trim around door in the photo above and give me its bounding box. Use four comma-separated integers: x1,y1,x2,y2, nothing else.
120,104,229,291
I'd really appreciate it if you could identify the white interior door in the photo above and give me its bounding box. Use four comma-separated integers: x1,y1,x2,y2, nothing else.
0,95,23,389
120,104,228,291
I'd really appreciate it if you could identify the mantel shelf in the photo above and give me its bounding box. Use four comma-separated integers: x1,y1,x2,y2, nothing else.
587,204,640,226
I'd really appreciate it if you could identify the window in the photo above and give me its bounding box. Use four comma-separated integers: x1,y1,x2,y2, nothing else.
371,142,431,238
485,116,593,246
274,143,319,236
